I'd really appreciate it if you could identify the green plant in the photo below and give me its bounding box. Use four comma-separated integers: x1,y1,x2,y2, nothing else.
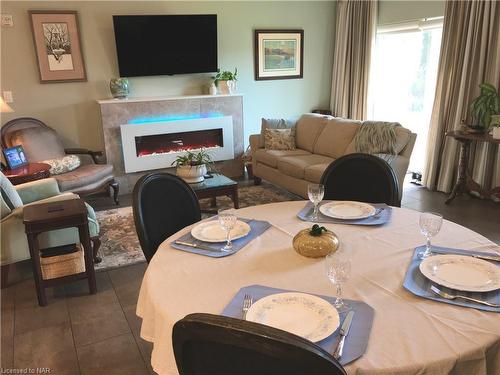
309,224,327,236
470,83,500,128
213,68,238,86
171,149,213,167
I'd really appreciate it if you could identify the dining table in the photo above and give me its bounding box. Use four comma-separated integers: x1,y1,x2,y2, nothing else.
136,201,500,375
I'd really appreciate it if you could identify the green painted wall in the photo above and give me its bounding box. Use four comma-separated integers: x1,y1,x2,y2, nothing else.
0,1,336,151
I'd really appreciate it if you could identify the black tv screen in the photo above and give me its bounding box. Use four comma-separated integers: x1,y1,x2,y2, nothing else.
113,15,218,77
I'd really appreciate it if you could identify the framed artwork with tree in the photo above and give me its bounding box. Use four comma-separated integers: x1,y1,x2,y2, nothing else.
29,11,87,83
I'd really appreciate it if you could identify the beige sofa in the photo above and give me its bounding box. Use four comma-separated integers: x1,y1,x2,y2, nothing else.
249,113,416,200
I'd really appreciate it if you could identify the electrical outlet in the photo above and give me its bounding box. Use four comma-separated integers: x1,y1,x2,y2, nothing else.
1,15,13,27
3,91,13,103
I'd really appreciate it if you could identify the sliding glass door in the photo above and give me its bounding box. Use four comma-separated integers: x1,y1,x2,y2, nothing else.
368,20,442,176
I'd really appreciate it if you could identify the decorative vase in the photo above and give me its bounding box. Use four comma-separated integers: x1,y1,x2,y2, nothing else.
209,83,217,95
110,78,130,99
176,164,207,184
293,228,339,258
217,80,236,95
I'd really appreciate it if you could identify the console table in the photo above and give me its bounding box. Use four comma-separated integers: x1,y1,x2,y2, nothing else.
445,130,500,204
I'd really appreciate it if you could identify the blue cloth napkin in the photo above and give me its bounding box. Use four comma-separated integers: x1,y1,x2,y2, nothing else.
403,245,500,313
297,201,391,225
171,218,271,258
221,284,374,365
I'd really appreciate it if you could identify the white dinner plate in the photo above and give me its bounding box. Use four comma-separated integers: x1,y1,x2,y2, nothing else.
319,201,376,220
245,292,340,342
419,254,500,292
191,220,251,243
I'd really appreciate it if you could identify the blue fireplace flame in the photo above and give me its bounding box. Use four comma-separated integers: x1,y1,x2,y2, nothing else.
129,112,223,125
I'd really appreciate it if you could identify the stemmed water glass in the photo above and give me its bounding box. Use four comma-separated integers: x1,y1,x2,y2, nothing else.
218,209,237,252
325,248,351,311
308,184,325,221
418,212,443,259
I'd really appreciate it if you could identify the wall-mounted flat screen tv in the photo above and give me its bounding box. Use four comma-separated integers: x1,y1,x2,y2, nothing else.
113,14,218,77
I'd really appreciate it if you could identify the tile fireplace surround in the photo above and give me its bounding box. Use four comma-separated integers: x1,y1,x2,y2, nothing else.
97,94,244,194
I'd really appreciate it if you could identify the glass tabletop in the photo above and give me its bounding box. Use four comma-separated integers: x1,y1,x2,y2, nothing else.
190,173,237,191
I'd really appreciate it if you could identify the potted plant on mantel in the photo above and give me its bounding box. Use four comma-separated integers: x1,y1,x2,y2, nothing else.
469,82,500,138
213,68,238,95
172,149,213,184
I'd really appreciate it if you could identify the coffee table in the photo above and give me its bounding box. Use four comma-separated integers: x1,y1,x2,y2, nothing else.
190,173,239,212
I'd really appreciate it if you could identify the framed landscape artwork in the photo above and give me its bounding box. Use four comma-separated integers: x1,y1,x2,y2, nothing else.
29,11,86,83
254,30,304,80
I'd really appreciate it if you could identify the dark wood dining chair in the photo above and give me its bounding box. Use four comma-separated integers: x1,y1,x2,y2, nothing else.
132,173,201,262
172,313,346,375
320,153,401,206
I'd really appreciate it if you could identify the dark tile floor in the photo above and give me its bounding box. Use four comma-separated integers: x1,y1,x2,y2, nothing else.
1,178,499,375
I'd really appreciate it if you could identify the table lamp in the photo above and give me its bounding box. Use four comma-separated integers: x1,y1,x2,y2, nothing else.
0,96,13,113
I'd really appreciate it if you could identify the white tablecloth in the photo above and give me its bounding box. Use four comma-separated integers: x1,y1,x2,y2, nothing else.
136,201,500,375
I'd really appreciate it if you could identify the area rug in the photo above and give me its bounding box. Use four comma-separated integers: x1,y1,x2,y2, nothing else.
94,182,300,271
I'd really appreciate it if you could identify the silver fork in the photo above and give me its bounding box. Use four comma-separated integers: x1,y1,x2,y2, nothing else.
373,207,385,218
430,286,499,308
242,294,253,319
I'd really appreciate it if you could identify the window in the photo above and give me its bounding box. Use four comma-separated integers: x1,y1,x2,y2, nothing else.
368,18,443,175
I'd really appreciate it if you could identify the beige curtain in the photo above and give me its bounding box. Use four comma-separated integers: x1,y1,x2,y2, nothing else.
330,0,377,120
423,0,500,192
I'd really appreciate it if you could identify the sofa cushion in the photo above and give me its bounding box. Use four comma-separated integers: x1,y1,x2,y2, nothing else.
259,118,297,148
304,163,331,183
255,149,311,169
314,118,361,158
9,127,66,162
264,128,296,150
277,154,334,180
43,155,81,175
54,164,113,192
295,114,329,152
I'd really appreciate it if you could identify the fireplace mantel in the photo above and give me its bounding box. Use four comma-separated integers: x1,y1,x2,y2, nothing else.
97,94,244,194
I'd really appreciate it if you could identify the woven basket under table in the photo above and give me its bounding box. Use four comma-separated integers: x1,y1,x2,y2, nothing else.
40,244,85,280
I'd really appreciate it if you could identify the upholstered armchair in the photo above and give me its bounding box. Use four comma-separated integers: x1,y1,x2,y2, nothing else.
1,117,119,204
0,172,100,286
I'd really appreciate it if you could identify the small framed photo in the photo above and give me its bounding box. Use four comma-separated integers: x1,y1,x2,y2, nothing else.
3,145,29,169
29,10,87,83
254,30,304,81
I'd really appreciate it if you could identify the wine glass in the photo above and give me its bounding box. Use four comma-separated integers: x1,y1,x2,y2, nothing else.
218,209,237,251
325,248,351,311
308,184,325,220
418,212,443,259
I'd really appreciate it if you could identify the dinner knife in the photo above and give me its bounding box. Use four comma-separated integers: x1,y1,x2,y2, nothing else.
174,240,221,252
333,311,355,360
430,249,500,262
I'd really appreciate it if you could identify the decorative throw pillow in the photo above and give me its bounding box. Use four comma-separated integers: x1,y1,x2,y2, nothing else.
264,128,296,150
43,155,81,175
260,118,297,148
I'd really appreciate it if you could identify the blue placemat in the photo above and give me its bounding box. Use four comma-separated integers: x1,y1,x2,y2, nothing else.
403,246,500,313
297,201,391,225
221,285,374,365
171,218,271,258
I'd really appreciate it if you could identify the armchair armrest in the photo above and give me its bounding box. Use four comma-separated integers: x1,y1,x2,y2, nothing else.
65,148,103,164
249,134,263,154
15,178,61,204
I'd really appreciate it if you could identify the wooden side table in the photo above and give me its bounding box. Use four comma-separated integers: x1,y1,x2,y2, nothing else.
3,162,51,185
23,199,97,306
190,173,239,213
445,130,500,204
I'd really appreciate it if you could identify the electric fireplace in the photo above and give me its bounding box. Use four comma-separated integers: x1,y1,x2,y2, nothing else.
135,129,224,157
120,116,234,173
